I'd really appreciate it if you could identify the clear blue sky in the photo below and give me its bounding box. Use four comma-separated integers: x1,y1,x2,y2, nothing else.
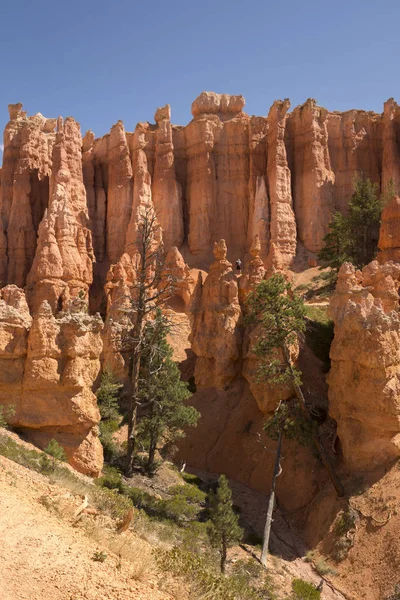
0,0,399,145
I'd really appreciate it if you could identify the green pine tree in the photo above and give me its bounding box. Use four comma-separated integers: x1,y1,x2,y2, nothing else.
96,369,122,460
137,309,199,472
207,474,243,573
318,175,393,274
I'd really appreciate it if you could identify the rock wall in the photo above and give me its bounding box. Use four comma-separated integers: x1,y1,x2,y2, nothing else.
1,92,399,306
0,285,103,476
328,261,400,471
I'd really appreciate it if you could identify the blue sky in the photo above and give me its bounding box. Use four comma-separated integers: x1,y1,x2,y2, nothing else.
0,0,399,146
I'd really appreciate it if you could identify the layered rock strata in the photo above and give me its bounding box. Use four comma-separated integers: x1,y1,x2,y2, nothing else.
1,92,399,305
0,285,103,476
328,261,400,471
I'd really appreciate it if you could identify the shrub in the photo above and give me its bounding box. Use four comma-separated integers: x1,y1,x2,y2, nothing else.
96,466,125,493
315,559,337,576
92,550,107,562
155,547,270,600
334,507,358,536
39,439,67,473
292,578,321,600
0,405,16,429
332,536,354,562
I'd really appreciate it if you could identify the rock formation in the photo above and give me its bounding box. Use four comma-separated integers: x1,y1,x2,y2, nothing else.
1,93,399,300
25,117,94,314
328,261,400,471
0,286,103,476
189,239,242,389
1,92,400,483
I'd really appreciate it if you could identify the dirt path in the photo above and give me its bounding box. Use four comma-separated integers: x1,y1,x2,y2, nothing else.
0,456,170,600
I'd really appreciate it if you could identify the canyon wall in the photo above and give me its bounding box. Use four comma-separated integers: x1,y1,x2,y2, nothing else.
328,261,400,471
1,93,399,308
0,92,400,481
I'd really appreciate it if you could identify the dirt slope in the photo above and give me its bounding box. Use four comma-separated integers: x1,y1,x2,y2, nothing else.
0,455,171,600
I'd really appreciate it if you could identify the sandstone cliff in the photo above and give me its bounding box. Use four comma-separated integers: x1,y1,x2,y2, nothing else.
328,261,400,471
0,285,103,476
1,92,399,308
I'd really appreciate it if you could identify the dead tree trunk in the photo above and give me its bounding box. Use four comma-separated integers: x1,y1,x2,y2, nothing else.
261,429,283,567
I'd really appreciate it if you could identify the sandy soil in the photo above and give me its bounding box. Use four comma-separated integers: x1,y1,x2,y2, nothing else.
0,455,171,600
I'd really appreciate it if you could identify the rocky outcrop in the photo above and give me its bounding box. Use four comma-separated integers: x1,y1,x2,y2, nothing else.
25,117,94,314
152,105,184,250
266,100,297,269
328,261,400,471
291,99,335,252
0,286,103,476
189,239,242,389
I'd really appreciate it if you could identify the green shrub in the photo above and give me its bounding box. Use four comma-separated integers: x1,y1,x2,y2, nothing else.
292,578,321,600
0,405,16,429
92,550,107,562
181,471,203,486
334,507,358,536
155,547,270,600
168,483,206,505
39,439,67,473
96,466,124,493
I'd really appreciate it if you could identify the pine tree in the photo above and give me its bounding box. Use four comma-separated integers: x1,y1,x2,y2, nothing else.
137,309,199,472
318,175,392,273
96,369,122,460
246,274,344,566
207,474,243,573
123,206,176,477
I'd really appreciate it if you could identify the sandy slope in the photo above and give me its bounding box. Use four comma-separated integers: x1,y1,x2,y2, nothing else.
0,456,171,600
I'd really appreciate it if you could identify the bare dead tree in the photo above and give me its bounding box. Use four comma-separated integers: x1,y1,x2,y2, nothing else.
260,430,283,567
123,205,176,477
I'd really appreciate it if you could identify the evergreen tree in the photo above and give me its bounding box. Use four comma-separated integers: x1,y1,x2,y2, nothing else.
246,274,344,566
207,474,243,573
318,175,392,273
137,309,199,471
96,369,122,460
123,206,176,477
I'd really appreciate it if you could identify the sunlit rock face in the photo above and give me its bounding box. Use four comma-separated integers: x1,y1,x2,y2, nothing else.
328,261,400,471
2,93,398,299
0,286,103,476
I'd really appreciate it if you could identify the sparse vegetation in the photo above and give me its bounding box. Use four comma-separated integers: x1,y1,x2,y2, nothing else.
385,584,400,600
155,546,276,600
334,507,358,537
0,405,16,429
92,550,108,562
315,558,337,576
39,439,67,473
291,577,321,599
